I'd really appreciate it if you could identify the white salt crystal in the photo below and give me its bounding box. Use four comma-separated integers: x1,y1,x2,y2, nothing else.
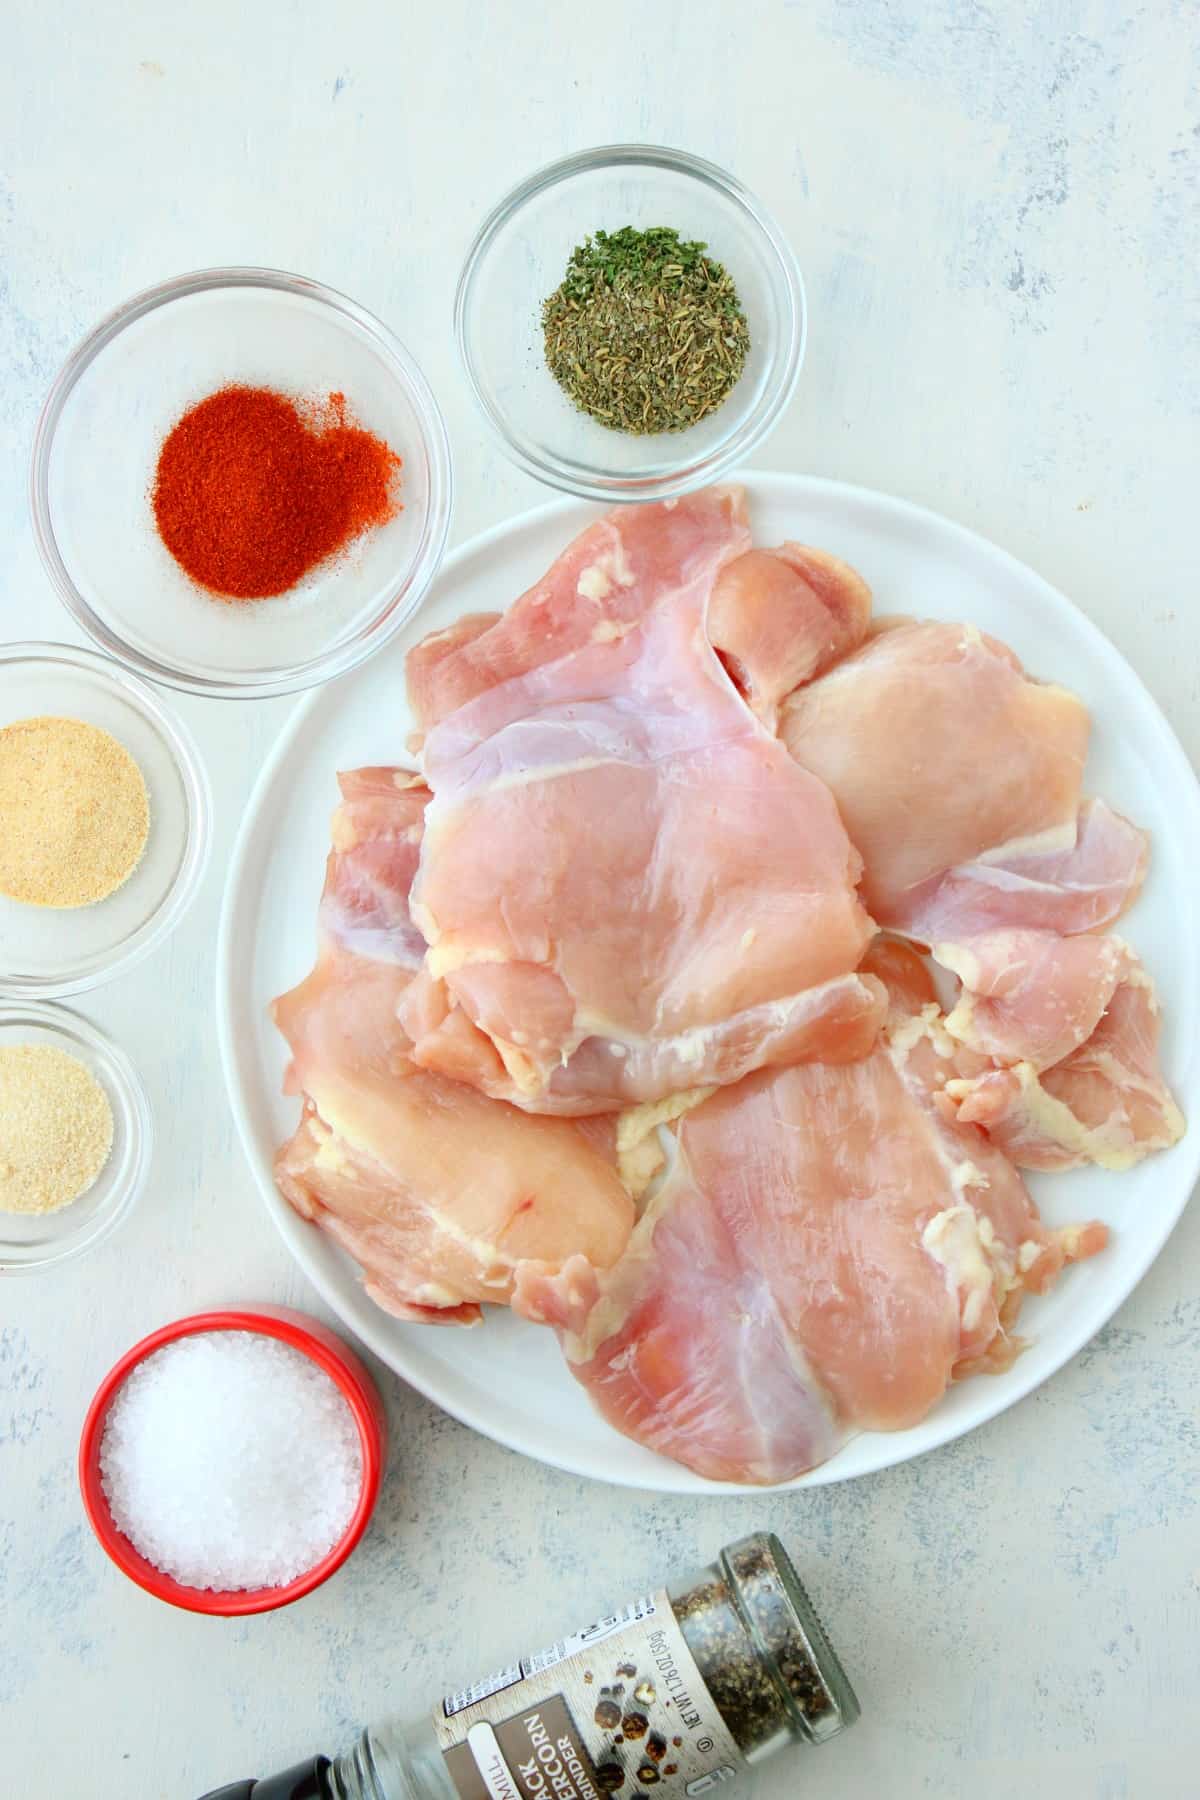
99,1330,364,1592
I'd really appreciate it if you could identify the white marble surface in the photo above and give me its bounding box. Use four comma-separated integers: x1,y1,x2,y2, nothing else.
2,3,1198,1796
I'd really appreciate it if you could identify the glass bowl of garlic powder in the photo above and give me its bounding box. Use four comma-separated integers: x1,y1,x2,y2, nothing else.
0,643,210,997
0,1000,152,1272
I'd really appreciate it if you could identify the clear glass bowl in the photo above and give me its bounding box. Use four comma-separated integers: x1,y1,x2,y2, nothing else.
0,643,210,996
31,267,453,699
0,1001,152,1272
455,144,805,502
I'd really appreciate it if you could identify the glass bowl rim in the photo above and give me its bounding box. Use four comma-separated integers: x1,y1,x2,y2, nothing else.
454,142,807,503
0,997,153,1272
30,264,454,700
0,640,212,998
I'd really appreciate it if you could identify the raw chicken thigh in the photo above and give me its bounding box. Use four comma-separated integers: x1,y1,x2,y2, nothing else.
936,930,1135,1070
947,966,1184,1171
707,543,872,727
895,800,1149,945
517,945,1103,1485
405,493,881,1113
779,620,1145,935
272,769,634,1324
407,497,872,739
407,486,751,736
916,929,1184,1171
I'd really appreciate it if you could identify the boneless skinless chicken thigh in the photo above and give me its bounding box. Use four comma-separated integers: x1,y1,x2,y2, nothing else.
514,943,1105,1485
779,620,1148,936
273,769,634,1325
403,487,884,1112
270,489,1184,1481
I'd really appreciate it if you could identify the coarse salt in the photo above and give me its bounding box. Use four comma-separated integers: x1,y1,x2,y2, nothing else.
99,1330,363,1592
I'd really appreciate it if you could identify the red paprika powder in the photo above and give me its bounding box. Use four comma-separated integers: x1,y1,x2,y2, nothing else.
151,385,402,600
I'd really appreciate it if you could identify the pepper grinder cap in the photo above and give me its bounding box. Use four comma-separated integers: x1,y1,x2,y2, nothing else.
721,1533,861,1745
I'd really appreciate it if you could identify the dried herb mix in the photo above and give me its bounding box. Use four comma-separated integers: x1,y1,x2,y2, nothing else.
542,225,750,434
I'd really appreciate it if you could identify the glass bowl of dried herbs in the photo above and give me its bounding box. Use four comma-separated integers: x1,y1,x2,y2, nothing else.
455,144,806,502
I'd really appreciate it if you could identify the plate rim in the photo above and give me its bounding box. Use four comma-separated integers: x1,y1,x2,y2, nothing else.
216,470,1200,1494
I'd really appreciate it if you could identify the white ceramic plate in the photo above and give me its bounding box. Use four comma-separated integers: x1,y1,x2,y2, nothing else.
217,474,1200,1494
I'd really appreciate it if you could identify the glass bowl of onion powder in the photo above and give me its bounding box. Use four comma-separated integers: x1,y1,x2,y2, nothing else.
78,1307,386,1615
0,1001,152,1273
455,144,805,502
0,643,210,997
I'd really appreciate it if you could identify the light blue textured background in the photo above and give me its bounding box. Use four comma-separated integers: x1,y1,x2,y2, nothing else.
2,4,1197,1796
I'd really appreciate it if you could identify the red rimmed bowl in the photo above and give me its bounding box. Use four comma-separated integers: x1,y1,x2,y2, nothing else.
78,1305,386,1615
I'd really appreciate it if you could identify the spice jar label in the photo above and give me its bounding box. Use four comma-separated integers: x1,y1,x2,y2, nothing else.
436,1588,743,1800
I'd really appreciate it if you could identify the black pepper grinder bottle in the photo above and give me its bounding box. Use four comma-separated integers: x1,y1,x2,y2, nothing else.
198,1533,859,1800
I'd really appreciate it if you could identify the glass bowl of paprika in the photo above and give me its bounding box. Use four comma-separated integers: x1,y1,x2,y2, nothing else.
31,267,453,699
